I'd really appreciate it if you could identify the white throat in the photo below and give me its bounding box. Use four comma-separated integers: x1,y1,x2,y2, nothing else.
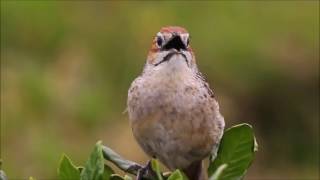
144,54,194,87
157,54,190,77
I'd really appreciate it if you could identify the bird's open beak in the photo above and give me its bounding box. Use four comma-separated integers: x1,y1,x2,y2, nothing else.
162,35,187,51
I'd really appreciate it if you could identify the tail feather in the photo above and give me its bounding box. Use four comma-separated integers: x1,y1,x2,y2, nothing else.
182,161,206,180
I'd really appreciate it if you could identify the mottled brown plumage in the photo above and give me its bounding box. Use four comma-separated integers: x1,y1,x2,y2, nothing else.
127,26,224,180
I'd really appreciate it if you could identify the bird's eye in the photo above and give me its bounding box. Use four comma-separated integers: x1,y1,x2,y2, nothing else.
156,36,163,48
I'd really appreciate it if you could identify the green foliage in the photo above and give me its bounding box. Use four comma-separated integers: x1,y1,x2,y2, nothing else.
57,123,258,180
80,141,105,180
151,159,164,180
209,164,228,180
109,174,124,180
123,175,133,180
58,154,80,179
58,141,114,180
102,165,114,180
167,170,187,180
0,123,257,179
208,124,258,180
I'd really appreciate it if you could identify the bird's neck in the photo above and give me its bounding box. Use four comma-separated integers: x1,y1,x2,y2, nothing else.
144,56,195,86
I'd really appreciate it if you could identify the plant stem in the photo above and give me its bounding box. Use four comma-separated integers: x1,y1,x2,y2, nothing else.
102,145,142,175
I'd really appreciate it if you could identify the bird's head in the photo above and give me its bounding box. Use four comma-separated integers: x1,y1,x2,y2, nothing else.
144,26,197,73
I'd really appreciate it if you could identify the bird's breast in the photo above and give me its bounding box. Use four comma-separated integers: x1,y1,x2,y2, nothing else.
127,70,224,169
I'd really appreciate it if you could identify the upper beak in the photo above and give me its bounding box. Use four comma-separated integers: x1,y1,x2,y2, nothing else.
162,35,187,51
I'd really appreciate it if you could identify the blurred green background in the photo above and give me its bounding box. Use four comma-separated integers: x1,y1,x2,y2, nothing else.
1,1,319,179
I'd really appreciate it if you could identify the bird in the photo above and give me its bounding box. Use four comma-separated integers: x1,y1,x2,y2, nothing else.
127,26,225,180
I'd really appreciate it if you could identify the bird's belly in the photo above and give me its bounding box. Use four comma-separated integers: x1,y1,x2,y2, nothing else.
129,85,221,169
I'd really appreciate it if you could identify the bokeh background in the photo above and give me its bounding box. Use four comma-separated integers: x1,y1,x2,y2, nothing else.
1,1,319,179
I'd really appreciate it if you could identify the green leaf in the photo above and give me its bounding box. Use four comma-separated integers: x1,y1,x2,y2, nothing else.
110,174,124,180
162,172,172,178
102,164,114,180
208,164,228,180
123,175,133,180
58,154,80,180
151,159,163,180
167,170,186,180
208,123,258,180
80,141,105,180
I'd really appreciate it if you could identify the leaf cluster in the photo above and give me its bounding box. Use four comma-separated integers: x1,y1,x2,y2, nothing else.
57,123,258,180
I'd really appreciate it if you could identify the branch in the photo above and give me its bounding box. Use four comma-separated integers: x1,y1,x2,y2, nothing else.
102,145,143,175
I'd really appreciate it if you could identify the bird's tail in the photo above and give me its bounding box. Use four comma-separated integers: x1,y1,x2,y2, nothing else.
182,161,206,180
